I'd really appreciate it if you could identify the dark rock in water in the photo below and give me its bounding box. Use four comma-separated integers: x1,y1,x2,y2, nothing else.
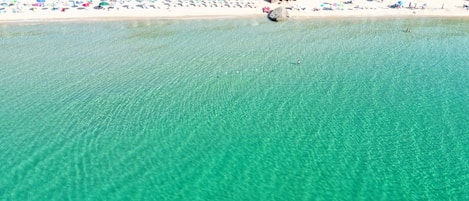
268,7,289,22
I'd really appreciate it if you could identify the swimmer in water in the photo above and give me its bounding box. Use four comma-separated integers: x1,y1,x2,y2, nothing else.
297,59,301,65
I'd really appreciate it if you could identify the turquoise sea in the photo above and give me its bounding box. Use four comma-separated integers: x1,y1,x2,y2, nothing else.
1,17,468,200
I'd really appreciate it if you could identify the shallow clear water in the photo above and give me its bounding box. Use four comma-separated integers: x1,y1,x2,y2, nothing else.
1,17,468,200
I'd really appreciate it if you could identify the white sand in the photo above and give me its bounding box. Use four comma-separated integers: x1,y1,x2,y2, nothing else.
0,0,468,22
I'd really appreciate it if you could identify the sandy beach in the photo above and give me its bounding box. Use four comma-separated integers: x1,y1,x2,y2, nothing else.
1,0,469,22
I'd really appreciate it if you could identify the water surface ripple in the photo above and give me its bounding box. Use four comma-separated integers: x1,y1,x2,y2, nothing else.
1,18,468,200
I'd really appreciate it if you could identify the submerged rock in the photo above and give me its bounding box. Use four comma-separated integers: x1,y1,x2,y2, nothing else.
268,7,289,22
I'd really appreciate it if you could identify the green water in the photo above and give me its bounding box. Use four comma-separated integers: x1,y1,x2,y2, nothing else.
1,17,468,200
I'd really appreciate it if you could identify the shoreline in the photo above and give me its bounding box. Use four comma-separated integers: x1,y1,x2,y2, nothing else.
1,0,469,23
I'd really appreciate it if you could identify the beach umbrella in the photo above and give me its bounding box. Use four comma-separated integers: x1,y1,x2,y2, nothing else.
99,1,108,6
397,1,406,6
